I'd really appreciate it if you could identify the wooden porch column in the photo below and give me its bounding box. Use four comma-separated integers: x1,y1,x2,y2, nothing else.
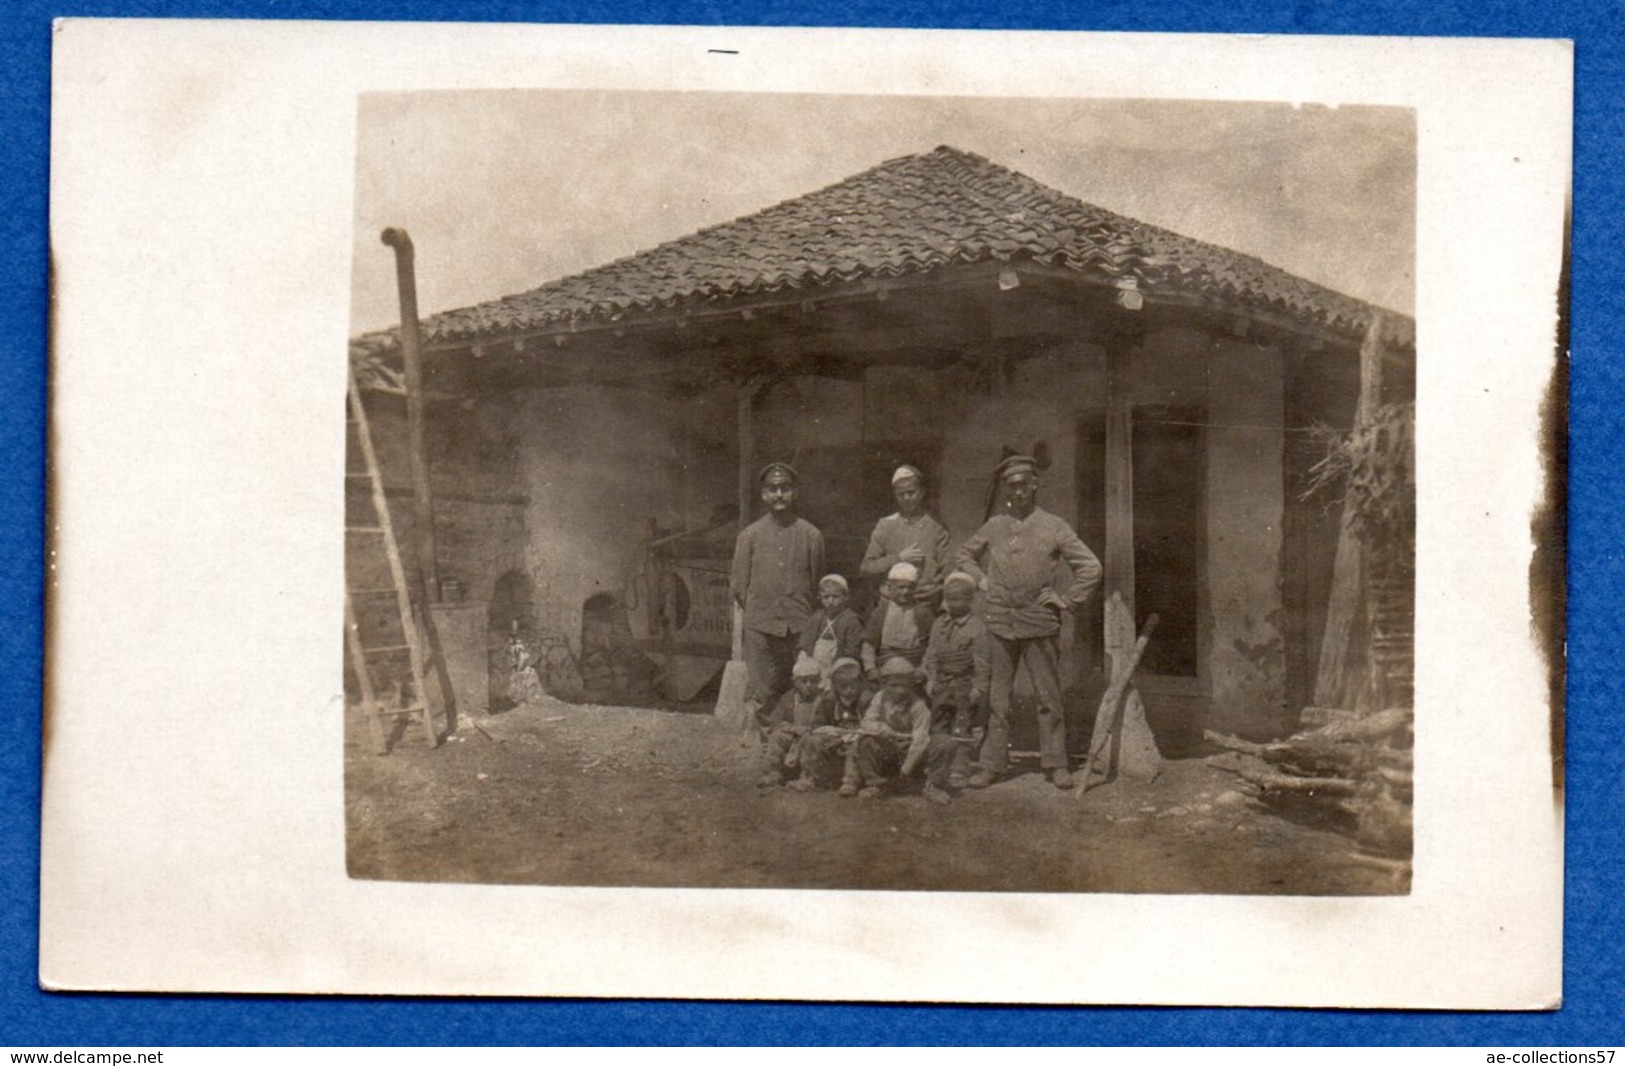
1103,334,1137,654
736,383,758,526
1313,314,1386,709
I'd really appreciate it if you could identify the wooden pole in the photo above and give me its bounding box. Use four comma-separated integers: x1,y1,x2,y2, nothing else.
1103,334,1137,671
381,227,457,737
1358,314,1385,415
1313,313,1386,709
736,383,757,528
381,227,440,605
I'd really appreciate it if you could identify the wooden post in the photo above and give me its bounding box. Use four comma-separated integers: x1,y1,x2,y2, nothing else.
382,227,456,737
1313,314,1386,709
381,227,440,605
736,383,757,527
1358,315,1385,415
1103,334,1137,671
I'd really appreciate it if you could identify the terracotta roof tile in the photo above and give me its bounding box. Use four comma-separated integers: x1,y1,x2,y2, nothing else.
378,145,1412,351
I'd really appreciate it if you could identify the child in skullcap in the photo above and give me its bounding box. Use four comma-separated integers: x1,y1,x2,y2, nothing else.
797,573,864,687
785,657,870,792
757,653,826,788
862,560,935,677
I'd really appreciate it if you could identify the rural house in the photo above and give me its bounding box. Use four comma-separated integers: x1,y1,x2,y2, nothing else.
347,145,1415,752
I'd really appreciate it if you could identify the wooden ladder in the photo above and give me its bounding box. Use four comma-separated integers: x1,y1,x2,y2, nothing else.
344,363,439,754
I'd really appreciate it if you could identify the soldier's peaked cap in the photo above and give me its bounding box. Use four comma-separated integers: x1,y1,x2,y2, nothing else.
995,454,1039,480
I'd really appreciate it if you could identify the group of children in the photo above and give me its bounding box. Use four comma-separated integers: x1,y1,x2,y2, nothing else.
754,561,987,805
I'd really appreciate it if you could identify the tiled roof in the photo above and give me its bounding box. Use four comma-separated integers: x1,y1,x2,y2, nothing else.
374,145,1413,351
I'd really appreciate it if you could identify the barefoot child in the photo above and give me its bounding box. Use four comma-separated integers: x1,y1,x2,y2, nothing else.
840,657,957,805
756,654,825,788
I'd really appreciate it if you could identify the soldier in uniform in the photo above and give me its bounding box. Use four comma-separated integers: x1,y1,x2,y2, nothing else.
955,455,1101,790
730,462,825,727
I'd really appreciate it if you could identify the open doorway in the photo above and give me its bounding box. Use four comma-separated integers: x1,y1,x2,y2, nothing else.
1077,406,1207,751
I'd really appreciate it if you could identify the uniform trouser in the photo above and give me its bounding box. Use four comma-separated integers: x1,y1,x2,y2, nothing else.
742,627,797,714
980,632,1068,772
852,734,957,789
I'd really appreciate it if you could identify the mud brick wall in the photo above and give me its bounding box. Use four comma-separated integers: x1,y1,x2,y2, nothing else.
513,381,736,696
346,389,530,631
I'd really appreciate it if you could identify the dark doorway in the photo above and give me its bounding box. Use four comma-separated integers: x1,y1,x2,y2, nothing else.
1076,406,1206,679
795,437,942,610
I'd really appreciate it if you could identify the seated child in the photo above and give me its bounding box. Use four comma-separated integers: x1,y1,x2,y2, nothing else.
861,561,937,677
786,657,869,792
797,574,865,686
756,653,825,788
921,571,990,786
839,657,957,805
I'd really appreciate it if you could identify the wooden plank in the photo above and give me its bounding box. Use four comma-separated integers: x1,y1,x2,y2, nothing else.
1079,600,1159,794
1313,532,1365,708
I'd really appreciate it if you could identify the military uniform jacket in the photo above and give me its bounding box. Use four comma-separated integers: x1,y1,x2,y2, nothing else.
955,506,1102,640
730,514,825,637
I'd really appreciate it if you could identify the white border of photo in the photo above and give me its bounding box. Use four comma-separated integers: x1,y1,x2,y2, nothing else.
43,21,1568,1006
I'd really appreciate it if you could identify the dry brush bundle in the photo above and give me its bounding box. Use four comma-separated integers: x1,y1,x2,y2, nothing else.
1305,401,1416,562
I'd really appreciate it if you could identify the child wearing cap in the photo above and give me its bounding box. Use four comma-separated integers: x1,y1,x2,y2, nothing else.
861,561,936,676
785,657,870,792
756,653,827,788
921,571,991,786
860,464,952,605
840,657,957,804
796,574,864,687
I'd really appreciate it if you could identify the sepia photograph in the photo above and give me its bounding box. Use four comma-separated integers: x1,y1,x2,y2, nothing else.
44,22,1565,1005
343,91,1417,895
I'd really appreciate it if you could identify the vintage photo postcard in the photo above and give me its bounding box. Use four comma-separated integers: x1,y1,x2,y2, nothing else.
43,21,1569,1006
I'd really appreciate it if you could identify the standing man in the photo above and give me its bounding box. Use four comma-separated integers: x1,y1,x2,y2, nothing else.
860,464,952,606
955,454,1101,789
731,462,825,727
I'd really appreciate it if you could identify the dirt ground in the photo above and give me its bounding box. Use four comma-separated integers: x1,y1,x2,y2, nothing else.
345,697,1409,895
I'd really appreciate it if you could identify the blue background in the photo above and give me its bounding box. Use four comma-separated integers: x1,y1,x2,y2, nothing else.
4,1,1613,1047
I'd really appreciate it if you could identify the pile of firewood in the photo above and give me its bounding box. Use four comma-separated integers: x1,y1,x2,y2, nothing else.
1205,706,1413,859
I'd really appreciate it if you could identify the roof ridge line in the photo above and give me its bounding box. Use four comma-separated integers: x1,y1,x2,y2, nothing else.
354,142,1414,350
